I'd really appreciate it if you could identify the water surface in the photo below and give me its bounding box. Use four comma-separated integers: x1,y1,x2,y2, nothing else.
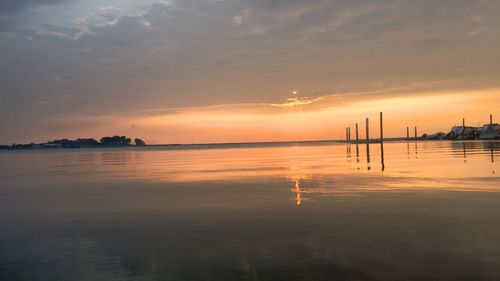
0,141,499,280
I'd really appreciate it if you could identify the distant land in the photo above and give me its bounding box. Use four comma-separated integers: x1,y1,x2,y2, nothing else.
1,123,499,151
0,136,146,150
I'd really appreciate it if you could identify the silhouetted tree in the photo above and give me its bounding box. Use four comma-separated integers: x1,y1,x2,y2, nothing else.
100,136,131,147
76,138,99,147
134,138,146,146
49,139,79,148
3,135,142,149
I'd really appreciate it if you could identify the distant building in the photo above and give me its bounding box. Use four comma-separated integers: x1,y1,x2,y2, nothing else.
480,124,500,140
445,126,480,140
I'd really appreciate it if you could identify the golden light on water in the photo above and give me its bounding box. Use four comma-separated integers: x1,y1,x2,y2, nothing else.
293,179,302,205
5,141,494,204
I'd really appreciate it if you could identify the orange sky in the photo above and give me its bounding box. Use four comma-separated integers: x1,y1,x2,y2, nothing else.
38,88,499,144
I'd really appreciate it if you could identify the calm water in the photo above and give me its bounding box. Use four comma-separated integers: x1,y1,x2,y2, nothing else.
0,141,499,281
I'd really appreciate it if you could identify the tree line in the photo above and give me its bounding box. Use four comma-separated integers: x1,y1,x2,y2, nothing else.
0,136,146,150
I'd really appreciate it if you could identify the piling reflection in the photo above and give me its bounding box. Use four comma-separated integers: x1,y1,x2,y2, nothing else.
381,142,385,172
463,142,467,164
415,141,418,159
346,144,352,163
355,143,360,163
491,143,495,174
366,142,371,171
407,142,410,159
492,144,495,163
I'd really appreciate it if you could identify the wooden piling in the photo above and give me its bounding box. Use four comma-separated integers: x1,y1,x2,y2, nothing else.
365,118,370,142
406,126,410,141
379,112,384,143
380,112,385,171
414,126,418,140
355,123,359,143
463,118,465,127
490,114,493,125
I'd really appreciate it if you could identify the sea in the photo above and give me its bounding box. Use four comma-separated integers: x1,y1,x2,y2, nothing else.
0,140,499,280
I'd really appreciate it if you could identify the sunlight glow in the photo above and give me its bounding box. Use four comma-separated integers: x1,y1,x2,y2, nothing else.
40,88,499,144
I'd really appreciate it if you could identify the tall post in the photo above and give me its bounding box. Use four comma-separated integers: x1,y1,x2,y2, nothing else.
379,112,384,143
365,118,370,142
463,118,465,127
348,127,351,142
414,126,418,140
490,114,493,125
355,123,359,143
380,112,385,171
406,126,410,140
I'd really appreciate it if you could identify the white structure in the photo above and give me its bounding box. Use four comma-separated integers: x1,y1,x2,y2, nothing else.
480,124,500,140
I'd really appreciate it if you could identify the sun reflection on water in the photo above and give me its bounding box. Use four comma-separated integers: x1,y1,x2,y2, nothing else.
0,141,498,203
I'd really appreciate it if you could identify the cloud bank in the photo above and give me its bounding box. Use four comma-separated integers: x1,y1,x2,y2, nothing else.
1,0,500,143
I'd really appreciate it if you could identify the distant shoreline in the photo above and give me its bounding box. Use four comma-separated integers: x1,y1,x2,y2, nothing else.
149,137,406,147
7,138,497,151
2,137,499,152
149,137,498,147
3,122,499,151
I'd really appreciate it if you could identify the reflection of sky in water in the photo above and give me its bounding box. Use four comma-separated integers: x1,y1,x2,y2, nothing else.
0,141,499,280
1,141,498,195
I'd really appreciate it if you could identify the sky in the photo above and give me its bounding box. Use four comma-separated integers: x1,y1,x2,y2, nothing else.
0,0,499,144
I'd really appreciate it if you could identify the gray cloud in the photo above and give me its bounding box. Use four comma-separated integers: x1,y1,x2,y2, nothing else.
0,0,71,14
